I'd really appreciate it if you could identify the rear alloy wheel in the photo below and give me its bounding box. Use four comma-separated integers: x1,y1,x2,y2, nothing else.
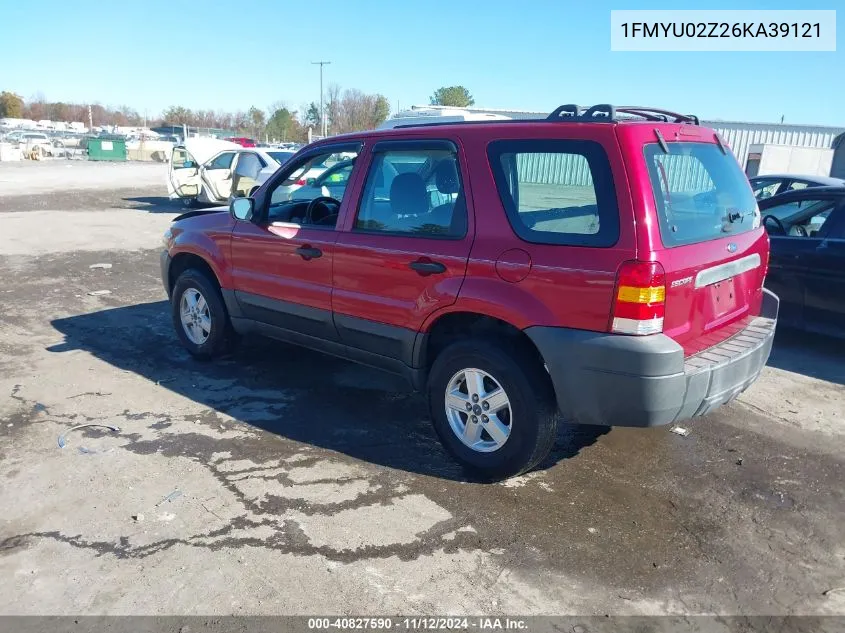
445,368,513,453
171,269,234,359
428,339,558,481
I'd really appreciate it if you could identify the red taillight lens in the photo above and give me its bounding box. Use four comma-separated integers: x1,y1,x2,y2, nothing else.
611,260,666,335
295,178,306,186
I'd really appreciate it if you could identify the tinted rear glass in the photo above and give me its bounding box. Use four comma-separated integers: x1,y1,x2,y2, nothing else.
487,139,619,247
644,142,758,247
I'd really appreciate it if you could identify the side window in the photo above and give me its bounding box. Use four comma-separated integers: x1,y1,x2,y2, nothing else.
171,148,194,169
354,148,466,237
206,152,235,170
318,162,354,186
764,199,835,237
752,179,782,200
786,180,809,192
487,139,618,247
264,148,360,222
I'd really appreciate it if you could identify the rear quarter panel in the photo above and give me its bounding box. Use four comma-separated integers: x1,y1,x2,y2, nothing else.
449,124,636,331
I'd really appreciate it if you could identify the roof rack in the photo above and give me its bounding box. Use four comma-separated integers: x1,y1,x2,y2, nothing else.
547,104,699,125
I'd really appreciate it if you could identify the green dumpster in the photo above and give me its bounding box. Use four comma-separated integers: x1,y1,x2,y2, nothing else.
87,137,127,161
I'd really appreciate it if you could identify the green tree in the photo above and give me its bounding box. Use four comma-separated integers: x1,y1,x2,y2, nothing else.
46,102,71,121
429,85,475,108
247,106,265,139
372,95,390,127
304,102,321,128
162,106,193,124
265,107,300,142
0,91,25,118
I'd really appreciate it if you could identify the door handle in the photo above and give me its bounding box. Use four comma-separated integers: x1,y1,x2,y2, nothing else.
296,245,322,260
409,259,446,276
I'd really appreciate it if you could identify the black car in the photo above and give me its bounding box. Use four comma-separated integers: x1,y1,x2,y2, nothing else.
750,173,845,200
761,186,845,338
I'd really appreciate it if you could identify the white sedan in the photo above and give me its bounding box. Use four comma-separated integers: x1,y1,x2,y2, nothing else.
167,138,295,206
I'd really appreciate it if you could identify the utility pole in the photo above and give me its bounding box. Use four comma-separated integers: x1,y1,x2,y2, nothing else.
88,105,93,132
311,60,331,137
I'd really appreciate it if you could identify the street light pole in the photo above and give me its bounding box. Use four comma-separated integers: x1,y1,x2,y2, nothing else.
311,60,331,137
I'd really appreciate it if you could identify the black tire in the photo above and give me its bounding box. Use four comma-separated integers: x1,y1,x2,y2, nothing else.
427,338,559,481
170,269,235,359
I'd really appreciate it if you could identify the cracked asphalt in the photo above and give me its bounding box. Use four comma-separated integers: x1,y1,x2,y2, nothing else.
0,162,843,616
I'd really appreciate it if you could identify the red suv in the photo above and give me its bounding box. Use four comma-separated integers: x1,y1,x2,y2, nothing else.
161,104,779,480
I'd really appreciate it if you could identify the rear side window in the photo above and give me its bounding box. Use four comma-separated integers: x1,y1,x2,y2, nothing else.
644,142,759,247
487,140,619,247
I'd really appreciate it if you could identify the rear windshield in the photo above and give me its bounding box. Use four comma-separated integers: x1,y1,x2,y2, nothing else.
644,142,759,247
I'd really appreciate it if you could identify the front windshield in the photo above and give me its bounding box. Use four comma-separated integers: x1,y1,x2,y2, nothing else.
268,149,361,212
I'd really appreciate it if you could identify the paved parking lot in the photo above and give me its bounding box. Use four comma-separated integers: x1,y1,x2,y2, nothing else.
0,162,843,615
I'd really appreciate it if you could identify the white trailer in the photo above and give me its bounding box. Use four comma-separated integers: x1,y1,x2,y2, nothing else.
745,143,834,178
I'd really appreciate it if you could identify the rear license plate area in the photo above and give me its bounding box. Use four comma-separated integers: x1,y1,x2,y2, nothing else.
709,278,737,318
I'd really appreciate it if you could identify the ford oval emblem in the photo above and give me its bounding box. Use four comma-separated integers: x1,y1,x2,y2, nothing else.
727,243,738,253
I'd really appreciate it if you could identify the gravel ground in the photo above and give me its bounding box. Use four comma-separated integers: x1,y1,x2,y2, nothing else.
0,161,843,616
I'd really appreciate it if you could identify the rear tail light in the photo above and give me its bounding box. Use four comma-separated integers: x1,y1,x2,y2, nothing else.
611,260,666,335
295,178,307,186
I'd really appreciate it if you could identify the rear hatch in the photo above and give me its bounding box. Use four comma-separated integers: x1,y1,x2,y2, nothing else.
635,129,767,355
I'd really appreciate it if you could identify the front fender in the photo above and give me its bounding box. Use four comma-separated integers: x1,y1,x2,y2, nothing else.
170,231,232,289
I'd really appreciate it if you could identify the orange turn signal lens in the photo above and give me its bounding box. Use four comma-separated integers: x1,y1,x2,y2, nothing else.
617,285,665,304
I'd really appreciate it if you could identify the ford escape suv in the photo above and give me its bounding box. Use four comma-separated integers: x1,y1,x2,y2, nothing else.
161,104,778,480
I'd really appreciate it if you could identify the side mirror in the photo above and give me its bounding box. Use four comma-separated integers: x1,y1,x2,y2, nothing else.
306,177,317,186
230,197,254,221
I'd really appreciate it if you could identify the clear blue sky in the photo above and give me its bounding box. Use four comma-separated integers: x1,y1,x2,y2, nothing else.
1,0,841,125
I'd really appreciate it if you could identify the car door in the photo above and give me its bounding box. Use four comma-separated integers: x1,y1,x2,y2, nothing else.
332,139,473,366
229,143,363,342
800,200,845,336
201,151,238,201
231,151,266,198
167,146,201,199
763,195,839,330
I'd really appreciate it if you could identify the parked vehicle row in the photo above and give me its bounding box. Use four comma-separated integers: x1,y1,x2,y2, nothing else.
161,103,778,479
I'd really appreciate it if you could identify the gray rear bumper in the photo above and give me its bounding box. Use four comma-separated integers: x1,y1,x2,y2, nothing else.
525,289,779,427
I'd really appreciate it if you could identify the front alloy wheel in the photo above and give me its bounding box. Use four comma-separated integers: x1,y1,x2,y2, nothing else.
179,288,211,345
170,268,235,359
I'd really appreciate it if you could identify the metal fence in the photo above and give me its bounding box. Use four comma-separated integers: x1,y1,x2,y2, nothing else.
515,152,713,192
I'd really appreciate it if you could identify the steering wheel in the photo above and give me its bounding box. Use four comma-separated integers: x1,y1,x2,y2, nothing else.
304,196,340,226
763,214,787,235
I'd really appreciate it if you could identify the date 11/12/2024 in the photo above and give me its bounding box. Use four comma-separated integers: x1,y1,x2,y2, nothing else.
307,617,528,630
